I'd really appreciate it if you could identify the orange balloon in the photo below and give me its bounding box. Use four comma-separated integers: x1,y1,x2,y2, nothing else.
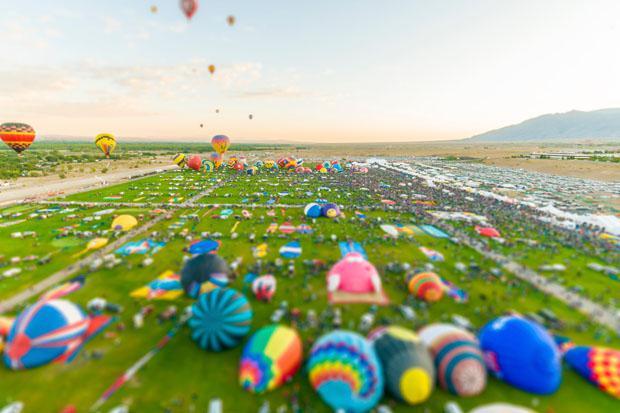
208,65,216,75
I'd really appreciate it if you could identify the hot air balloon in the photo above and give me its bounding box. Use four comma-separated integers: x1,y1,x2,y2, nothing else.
321,203,340,218
418,323,487,397
0,123,36,155
308,330,383,413
368,326,435,405
407,272,444,302
249,114,253,120
252,275,276,302
181,254,230,298
173,153,186,168
239,325,302,393
202,159,215,173
150,5,158,13
208,152,222,169
479,316,561,395
208,64,216,75
187,155,202,171
111,215,138,231
227,15,236,26
94,133,116,158
563,345,620,399
200,123,204,128
3,299,110,370
189,288,252,352
304,203,322,218
180,0,198,20
264,160,275,170
211,135,230,155
246,166,257,175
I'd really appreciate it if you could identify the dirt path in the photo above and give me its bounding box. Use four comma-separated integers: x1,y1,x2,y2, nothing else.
0,165,176,207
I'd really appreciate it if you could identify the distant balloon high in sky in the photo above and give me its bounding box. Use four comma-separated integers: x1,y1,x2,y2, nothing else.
94,133,117,158
211,135,230,155
0,123,36,155
227,15,236,26
180,0,198,20
208,65,216,75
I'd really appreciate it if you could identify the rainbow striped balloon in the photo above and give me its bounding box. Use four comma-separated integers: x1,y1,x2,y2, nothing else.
239,325,302,393
307,330,383,413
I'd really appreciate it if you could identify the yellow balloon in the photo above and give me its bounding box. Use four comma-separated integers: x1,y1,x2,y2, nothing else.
111,215,137,231
95,133,117,158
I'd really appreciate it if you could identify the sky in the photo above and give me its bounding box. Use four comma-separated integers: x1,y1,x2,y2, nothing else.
1,0,620,143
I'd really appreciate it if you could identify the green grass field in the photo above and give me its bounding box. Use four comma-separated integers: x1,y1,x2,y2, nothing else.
0,168,618,412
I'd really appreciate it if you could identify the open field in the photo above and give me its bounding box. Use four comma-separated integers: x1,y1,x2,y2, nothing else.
0,162,618,412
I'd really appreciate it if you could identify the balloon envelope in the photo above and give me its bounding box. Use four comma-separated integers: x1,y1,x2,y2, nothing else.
308,330,383,413
94,133,116,158
239,325,302,393
479,316,561,395
0,123,36,154
211,135,230,155
368,326,435,405
111,215,137,231
189,288,252,352
181,254,229,298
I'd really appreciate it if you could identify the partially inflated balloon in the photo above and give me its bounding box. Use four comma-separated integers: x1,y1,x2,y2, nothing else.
202,160,215,172
189,288,252,352
479,316,561,395
111,215,137,231
239,325,302,393
95,133,116,158
564,345,620,399
187,155,202,171
0,123,36,155
407,272,444,302
181,254,229,298
173,153,186,168
180,0,198,19
368,326,435,405
209,152,223,168
211,135,230,155
308,330,383,413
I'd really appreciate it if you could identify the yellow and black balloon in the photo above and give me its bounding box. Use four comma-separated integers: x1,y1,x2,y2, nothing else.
173,153,186,168
95,133,117,158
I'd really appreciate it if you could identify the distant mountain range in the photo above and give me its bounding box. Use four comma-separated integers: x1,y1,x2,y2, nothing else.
467,108,620,142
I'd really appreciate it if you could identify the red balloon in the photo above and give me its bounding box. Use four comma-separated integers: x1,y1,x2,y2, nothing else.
180,0,198,20
187,155,202,171
0,123,36,155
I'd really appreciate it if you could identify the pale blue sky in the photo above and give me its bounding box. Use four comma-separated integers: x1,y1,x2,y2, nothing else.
1,0,619,142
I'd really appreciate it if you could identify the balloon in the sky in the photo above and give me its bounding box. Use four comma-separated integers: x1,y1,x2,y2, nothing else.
249,114,253,120
94,133,116,158
418,323,487,397
407,272,444,302
187,155,202,171
227,15,236,26
368,326,435,405
111,215,137,231
479,316,561,395
150,5,158,13
0,123,36,155
208,64,216,75
189,288,252,352
180,0,198,20
173,153,186,168
308,330,383,413
239,325,303,393
252,275,276,302
211,134,230,155
181,254,230,298
564,345,620,399
200,123,204,128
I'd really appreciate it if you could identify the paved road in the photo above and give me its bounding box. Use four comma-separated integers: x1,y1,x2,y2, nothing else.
0,178,221,313
0,165,176,207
